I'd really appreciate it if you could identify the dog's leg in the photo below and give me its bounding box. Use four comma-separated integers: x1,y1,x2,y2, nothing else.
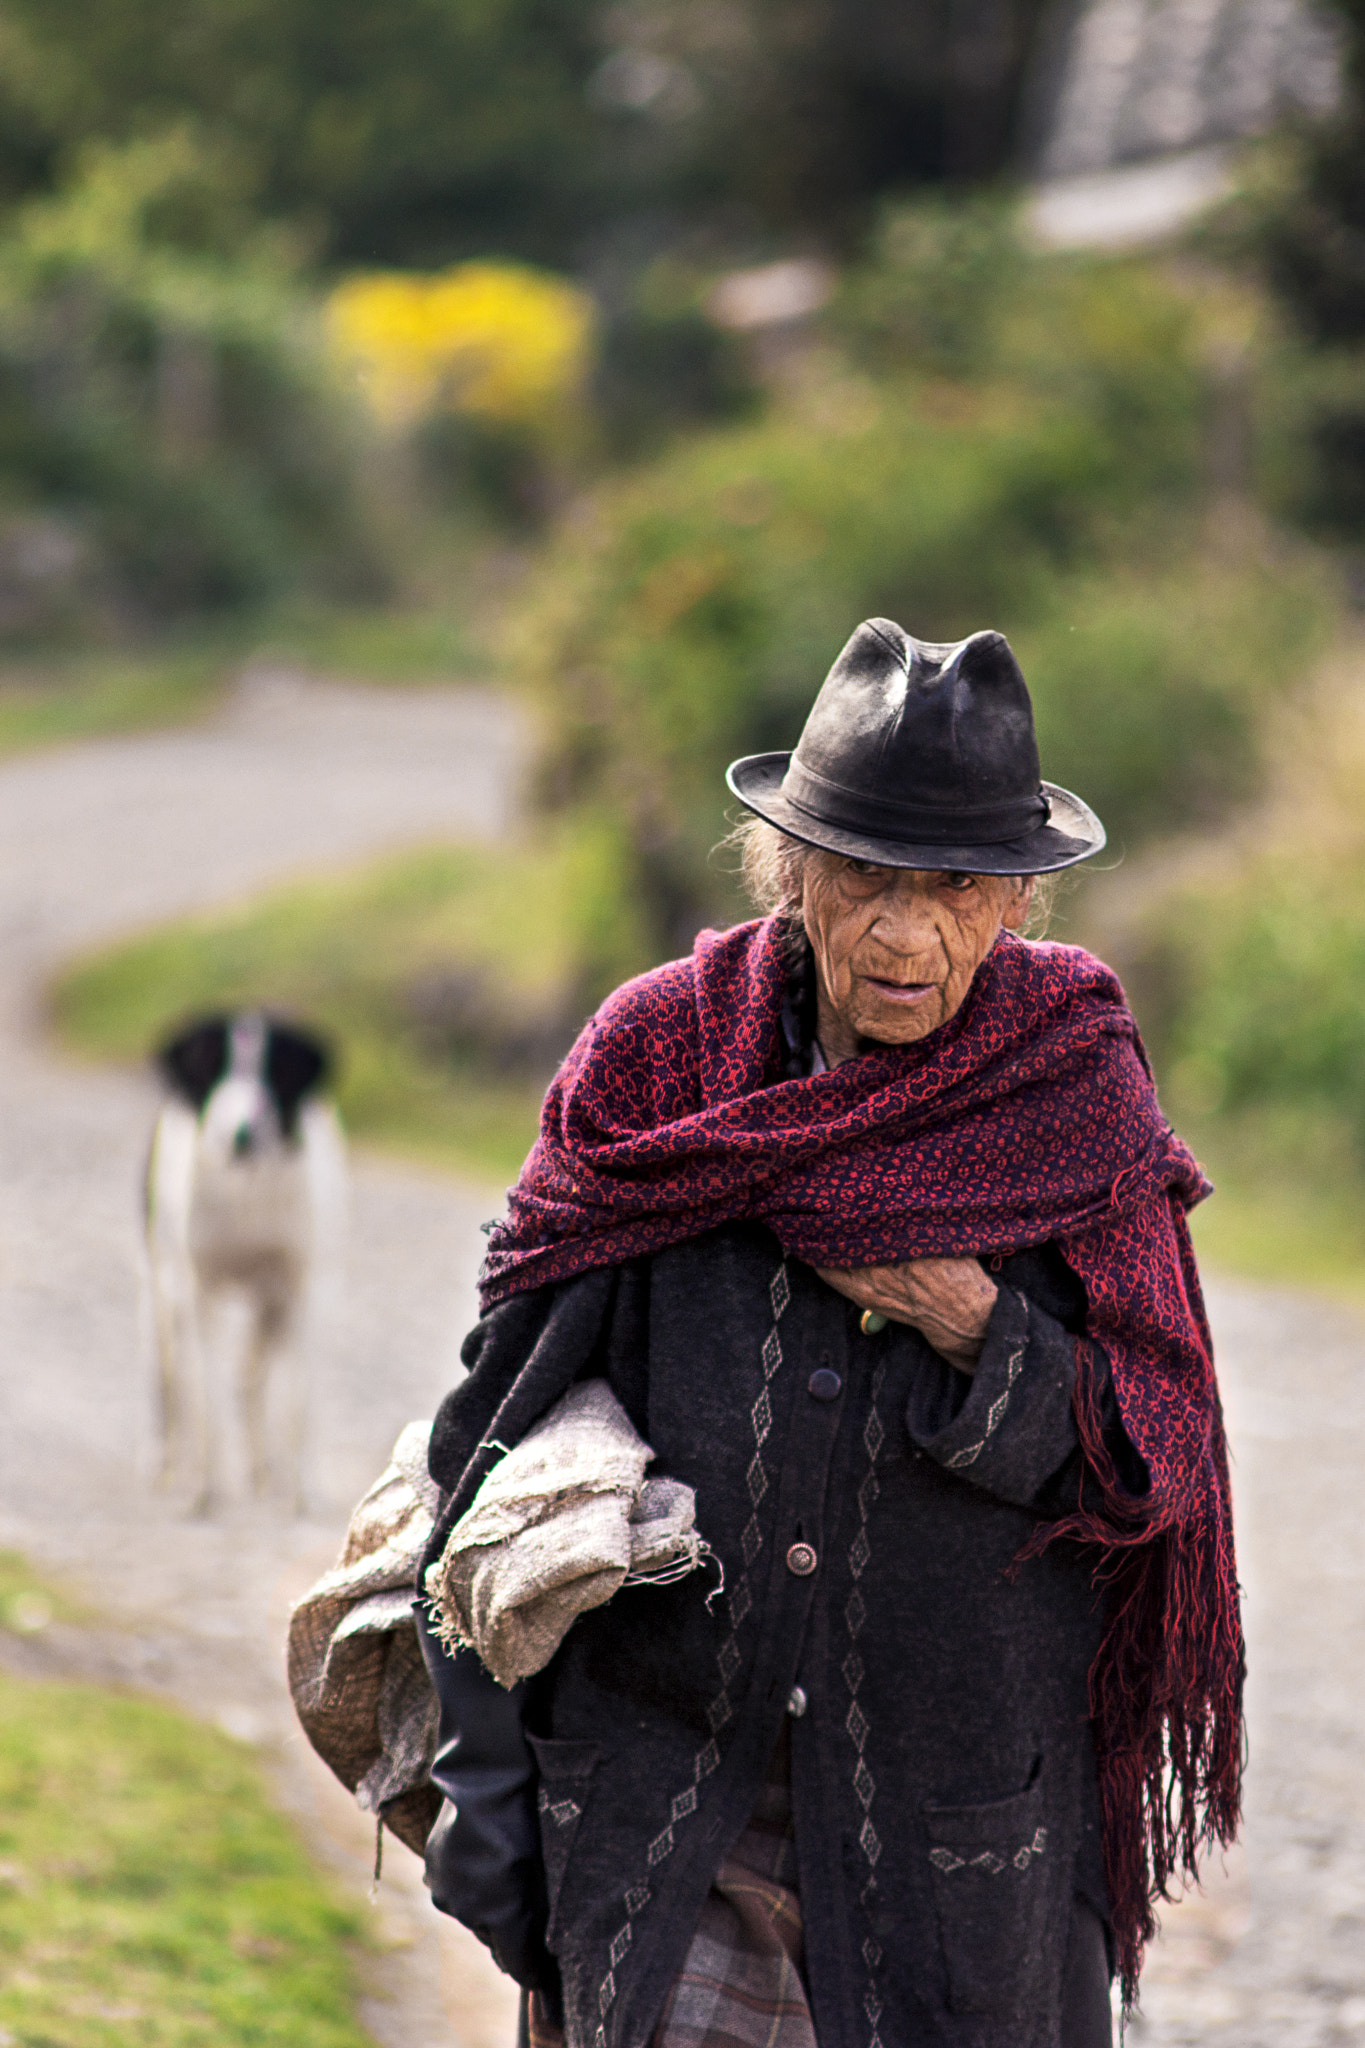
276,1293,309,1518
242,1282,302,1509
144,1104,204,1505
182,1279,217,1518
148,1251,185,1490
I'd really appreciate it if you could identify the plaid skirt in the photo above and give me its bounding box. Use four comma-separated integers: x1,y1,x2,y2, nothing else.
527,1723,816,2048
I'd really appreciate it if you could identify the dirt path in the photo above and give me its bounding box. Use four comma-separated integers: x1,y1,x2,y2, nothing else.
0,667,523,2047
0,668,1362,2044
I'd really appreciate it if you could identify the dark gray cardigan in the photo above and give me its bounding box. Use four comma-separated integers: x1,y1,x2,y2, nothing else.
423,1223,1145,2048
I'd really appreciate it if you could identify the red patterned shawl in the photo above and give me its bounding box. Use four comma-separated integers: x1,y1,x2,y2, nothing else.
481,918,1243,2000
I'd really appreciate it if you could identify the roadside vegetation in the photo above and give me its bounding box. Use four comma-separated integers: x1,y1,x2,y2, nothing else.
20,2,1365,1282
53,827,649,1180
51,200,1350,1261
0,1558,375,2048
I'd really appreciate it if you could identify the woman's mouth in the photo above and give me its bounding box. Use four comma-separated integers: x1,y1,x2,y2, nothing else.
861,975,936,1004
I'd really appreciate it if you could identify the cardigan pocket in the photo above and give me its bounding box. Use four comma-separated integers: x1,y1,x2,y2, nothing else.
528,1734,603,1946
922,1759,1050,2015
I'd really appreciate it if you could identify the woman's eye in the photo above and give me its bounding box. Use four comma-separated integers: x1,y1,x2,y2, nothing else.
846,859,877,876
942,873,976,892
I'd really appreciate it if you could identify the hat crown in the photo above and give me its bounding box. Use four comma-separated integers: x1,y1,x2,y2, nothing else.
793,618,1043,824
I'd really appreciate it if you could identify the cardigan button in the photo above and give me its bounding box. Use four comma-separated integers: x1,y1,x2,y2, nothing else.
808,1367,842,1401
786,1541,818,1577
787,1685,808,1717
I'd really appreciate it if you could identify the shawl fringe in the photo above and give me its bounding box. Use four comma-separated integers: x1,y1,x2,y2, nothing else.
1020,1340,1245,2005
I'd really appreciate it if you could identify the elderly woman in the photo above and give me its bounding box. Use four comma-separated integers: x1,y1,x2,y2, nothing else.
417,620,1242,2048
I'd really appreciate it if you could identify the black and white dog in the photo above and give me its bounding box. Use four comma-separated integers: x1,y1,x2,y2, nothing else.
145,1013,346,1515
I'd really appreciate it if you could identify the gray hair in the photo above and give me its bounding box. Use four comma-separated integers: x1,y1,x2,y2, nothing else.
722,814,1056,937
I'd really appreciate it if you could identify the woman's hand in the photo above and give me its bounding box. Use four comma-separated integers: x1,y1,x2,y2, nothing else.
814,1256,998,1373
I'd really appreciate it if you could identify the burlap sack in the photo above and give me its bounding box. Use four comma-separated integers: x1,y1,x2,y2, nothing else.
426,1379,709,1688
286,1419,442,1856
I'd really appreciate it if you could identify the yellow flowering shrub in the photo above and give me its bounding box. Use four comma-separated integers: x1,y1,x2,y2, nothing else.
327,261,596,429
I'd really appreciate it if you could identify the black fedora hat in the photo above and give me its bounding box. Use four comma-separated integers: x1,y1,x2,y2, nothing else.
726,618,1104,875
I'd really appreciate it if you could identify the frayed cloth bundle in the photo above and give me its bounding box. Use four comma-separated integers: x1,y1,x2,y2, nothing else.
286,1420,442,1856
425,1379,711,1688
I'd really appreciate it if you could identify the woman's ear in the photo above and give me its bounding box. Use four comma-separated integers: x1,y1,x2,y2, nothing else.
1000,877,1035,932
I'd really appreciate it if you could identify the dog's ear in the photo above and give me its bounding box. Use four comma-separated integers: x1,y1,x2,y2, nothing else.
266,1025,332,1134
157,1019,230,1109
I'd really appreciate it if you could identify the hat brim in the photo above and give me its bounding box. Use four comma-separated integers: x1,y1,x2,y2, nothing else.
725,753,1106,875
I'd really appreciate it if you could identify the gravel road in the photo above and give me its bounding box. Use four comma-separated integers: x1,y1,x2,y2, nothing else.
0,669,1361,2045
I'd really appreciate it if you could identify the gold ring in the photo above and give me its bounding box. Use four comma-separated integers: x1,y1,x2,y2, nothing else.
860,1309,888,1337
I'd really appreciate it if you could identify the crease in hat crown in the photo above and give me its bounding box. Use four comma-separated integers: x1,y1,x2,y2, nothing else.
725,615,1106,876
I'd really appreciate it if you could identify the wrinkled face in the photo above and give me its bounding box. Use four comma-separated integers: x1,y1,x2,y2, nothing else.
801,854,1032,1055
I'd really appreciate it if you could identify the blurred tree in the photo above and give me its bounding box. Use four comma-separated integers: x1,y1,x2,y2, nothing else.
0,0,1053,265
0,128,388,627
1253,4,1365,539
0,0,606,265
1263,1,1365,342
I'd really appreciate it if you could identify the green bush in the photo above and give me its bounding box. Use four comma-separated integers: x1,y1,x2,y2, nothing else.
0,128,388,630
516,236,1329,955
54,824,649,1179
1012,557,1330,848
1135,847,1365,1150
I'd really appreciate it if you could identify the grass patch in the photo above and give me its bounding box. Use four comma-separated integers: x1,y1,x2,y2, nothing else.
231,597,491,685
0,1552,87,1636
0,1660,374,2047
0,650,228,757
1183,1118,1365,1301
52,825,647,1182
0,592,498,763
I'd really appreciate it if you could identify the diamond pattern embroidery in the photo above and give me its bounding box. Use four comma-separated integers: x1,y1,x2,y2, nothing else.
944,1335,1027,1471
586,1259,791,2042
845,1361,888,2046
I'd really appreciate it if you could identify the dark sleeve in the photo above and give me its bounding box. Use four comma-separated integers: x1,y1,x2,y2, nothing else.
417,1599,560,1997
426,1264,619,1563
416,1266,617,2000
904,1284,1148,1512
